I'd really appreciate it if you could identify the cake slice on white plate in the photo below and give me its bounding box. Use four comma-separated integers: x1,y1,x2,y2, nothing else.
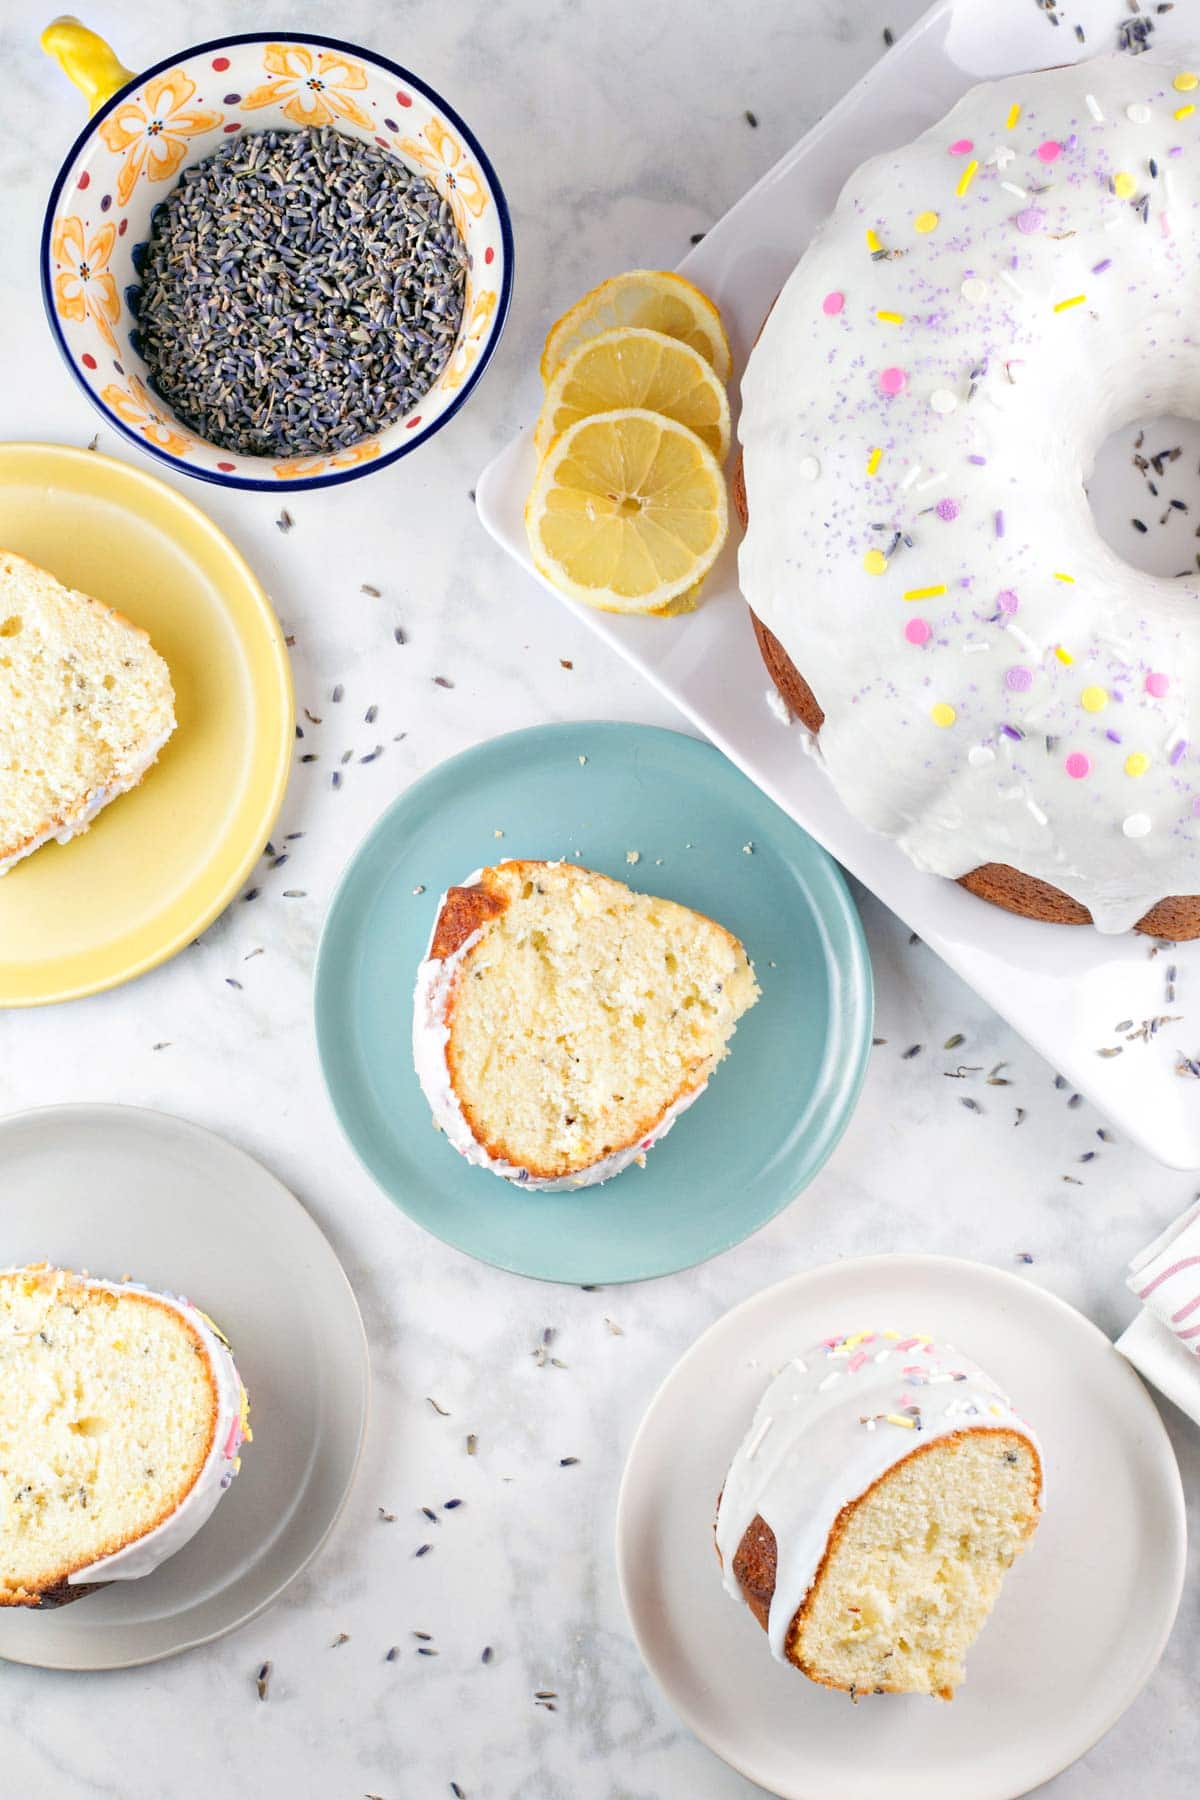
413,859,759,1189
0,550,175,876
715,1329,1043,1699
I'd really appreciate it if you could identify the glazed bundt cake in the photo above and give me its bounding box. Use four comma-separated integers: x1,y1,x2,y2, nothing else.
715,1330,1043,1699
736,49,1200,936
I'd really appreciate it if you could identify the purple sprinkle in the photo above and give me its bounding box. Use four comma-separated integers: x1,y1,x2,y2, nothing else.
1169,146,1184,157
100,193,112,212
384,116,399,131
1106,729,1123,743
1017,207,1046,234
1092,258,1113,274
1192,797,1200,817
1001,723,1024,740
995,510,1005,537
997,588,1019,614
1006,665,1034,692
968,454,987,465
936,497,960,521
1171,739,1188,765
223,92,242,104
1066,133,1078,150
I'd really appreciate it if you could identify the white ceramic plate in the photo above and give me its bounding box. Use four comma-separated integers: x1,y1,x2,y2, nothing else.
476,0,1200,1169
615,1253,1186,1800
0,1105,369,1670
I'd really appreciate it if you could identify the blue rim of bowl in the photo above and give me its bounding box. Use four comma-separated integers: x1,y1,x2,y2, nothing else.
39,29,515,493
312,721,876,1283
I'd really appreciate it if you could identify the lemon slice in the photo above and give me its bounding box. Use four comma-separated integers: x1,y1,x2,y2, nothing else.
525,408,728,615
540,272,732,386
534,327,731,463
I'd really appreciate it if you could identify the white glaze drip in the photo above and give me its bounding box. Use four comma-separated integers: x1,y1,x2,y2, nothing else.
715,1331,1040,1661
739,49,1200,932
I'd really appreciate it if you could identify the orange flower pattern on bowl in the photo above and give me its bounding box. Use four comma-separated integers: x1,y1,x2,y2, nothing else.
242,44,374,133
97,69,222,207
52,215,121,350
46,37,508,485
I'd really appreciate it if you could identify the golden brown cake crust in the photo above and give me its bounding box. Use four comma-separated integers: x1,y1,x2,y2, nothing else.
0,1269,219,1607
734,447,1200,938
717,1427,1043,1700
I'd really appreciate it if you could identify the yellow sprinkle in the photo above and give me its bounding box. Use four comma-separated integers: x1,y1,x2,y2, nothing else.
914,209,939,233
876,309,905,324
1125,751,1151,777
882,1330,900,1339
1174,71,1199,92
1006,103,1021,129
930,702,957,728
866,227,882,252
884,1412,917,1429
1055,645,1074,665
956,159,979,198
1053,294,1087,312
1113,170,1138,198
863,549,889,575
1080,685,1109,713
1054,571,1075,582
867,446,883,475
1175,104,1196,121
904,584,947,600
843,1330,873,1349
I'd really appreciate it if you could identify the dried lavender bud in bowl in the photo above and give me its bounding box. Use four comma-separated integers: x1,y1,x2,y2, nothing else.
133,125,467,460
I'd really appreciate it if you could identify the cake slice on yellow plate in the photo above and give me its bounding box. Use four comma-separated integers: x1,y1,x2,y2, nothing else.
0,550,175,876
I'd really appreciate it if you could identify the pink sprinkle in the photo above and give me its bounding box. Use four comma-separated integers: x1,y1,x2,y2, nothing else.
997,588,1019,614
222,1418,242,1460
847,1351,869,1373
1016,207,1046,234
1065,752,1092,780
1037,139,1063,162
879,365,907,395
1006,665,1034,692
936,497,960,521
949,138,974,155
823,290,845,316
1146,671,1170,698
904,618,932,646
895,1336,919,1351
995,510,1005,537
1192,798,1200,817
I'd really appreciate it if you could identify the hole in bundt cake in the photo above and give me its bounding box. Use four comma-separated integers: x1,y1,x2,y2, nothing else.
1086,412,1200,578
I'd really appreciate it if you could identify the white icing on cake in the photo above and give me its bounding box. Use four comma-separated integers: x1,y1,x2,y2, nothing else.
411,865,706,1191
0,727,174,878
714,1330,1041,1661
10,1272,252,1587
739,48,1200,933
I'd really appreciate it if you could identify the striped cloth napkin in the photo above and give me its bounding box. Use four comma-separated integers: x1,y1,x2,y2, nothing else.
1116,1198,1200,1423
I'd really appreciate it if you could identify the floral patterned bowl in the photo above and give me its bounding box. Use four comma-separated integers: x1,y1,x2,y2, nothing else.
40,20,513,491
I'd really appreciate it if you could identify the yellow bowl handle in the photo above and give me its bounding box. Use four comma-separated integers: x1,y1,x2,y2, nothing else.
41,15,135,116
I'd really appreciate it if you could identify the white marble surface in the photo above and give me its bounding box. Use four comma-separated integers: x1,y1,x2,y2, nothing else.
0,1,1197,1795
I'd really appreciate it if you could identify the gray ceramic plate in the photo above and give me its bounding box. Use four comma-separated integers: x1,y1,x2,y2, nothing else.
0,1104,370,1669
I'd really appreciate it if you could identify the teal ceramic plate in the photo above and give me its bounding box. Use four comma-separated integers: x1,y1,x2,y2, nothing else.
314,723,873,1283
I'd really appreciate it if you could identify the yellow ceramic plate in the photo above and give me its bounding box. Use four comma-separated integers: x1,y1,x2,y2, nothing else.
0,444,293,1005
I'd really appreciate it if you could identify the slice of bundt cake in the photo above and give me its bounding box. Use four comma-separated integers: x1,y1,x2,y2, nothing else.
0,550,176,876
413,859,759,1189
0,1266,249,1607
715,1330,1042,1700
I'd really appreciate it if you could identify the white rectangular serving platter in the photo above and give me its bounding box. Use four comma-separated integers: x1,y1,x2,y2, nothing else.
477,0,1200,1168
